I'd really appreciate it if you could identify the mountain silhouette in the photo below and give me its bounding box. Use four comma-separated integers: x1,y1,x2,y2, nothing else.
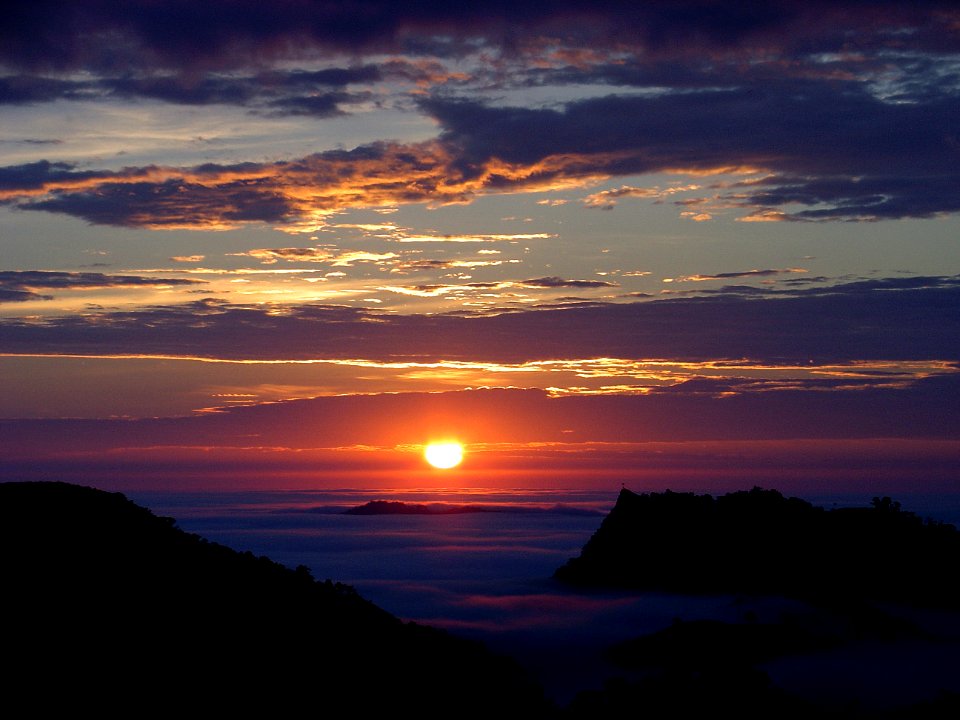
555,487,960,607
2,481,549,716
556,488,960,718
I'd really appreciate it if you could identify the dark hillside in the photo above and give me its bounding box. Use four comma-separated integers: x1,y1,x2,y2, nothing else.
555,488,960,718
555,487,960,607
1,481,548,716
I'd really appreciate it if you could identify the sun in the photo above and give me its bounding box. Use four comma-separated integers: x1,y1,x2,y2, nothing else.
424,441,464,469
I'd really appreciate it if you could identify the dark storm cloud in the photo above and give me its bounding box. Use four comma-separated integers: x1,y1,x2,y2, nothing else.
0,75,93,104
2,276,958,362
105,75,259,105
0,160,115,192
0,288,50,303
265,92,356,118
8,72,957,226
3,1,957,73
0,66,377,117
740,174,960,221
1,3,957,224
422,81,960,220
101,68,376,113
0,270,204,303
23,180,295,228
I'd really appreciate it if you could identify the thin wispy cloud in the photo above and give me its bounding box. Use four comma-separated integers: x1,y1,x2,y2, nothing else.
663,268,807,283
0,270,203,303
229,247,399,266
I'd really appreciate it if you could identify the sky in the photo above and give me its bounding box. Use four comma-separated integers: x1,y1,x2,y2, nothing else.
1,1,959,492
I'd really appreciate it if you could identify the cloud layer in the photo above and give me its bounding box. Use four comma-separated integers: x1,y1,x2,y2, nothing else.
0,270,202,303
3,275,957,362
2,2,958,225
4,2,957,72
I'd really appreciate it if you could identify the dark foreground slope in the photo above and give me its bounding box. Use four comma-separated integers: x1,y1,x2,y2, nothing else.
555,487,960,607
554,488,960,718
1,482,548,716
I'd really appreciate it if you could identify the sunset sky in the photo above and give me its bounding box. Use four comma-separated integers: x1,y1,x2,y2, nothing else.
2,1,959,492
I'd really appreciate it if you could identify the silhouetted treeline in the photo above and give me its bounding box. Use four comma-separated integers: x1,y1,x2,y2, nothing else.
555,487,960,607
1,482,549,716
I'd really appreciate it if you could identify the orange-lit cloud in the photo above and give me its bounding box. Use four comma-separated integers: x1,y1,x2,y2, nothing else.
583,183,701,209
391,258,521,273
389,232,555,243
230,247,399,266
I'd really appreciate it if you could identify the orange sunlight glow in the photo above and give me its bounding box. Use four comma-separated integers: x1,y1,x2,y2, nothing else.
424,441,464,469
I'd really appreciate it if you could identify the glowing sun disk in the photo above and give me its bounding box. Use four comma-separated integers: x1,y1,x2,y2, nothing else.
424,441,464,469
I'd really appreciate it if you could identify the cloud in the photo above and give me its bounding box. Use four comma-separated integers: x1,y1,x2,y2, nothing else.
2,275,958,363
378,284,468,298
0,66,379,121
7,66,959,228
583,184,701,210
733,174,960,222
664,268,807,283
0,74,92,103
3,377,960,470
1,162,300,229
518,277,618,289
378,276,618,298
0,288,50,303
230,247,399,266
3,2,957,74
392,258,520,272
389,232,555,244
263,92,356,118
4,4,960,232
170,255,205,263
0,270,203,303
2,5,957,229
1,143,464,230
421,83,960,221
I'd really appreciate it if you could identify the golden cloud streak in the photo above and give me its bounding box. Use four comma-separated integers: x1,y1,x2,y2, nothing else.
2,354,953,416
583,183,702,208
229,248,399,266
391,233,554,243
3,353,952,380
